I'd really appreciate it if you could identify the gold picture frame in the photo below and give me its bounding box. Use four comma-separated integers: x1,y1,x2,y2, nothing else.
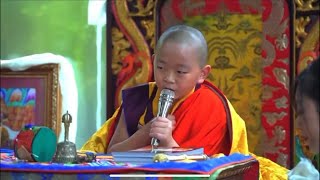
0,63,61,147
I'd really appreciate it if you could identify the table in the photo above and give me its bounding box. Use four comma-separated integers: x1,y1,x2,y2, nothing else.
0,149,259,179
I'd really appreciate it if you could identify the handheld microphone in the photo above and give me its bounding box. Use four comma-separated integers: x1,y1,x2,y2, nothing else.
151,89,175,151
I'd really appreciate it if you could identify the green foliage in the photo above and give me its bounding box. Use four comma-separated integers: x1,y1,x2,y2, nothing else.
1,0,107,147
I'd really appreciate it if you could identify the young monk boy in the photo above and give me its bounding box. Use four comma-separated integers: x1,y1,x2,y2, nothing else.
81,25,288,179
81,25,247,156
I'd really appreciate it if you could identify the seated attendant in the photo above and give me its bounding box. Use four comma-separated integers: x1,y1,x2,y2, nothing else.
288,57,319,179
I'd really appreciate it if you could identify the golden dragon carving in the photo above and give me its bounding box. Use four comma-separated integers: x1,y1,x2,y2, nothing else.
111,0,155,108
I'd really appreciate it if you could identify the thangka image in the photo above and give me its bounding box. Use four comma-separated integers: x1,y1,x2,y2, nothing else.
0,88,36,148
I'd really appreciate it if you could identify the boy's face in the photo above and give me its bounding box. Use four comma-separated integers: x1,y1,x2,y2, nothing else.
295,91,320,154
153,41,208,100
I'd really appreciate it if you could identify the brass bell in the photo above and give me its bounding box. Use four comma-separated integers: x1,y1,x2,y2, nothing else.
53,111,77,163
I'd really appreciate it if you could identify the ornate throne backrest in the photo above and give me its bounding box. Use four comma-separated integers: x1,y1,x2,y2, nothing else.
107,0,319,168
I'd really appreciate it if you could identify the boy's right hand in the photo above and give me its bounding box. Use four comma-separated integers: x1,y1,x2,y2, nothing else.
149,114,176,147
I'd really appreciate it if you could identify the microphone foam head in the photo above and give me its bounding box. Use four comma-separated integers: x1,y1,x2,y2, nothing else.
159,89,175,103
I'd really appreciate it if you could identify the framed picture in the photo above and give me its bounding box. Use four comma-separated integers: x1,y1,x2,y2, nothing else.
0,64,61,148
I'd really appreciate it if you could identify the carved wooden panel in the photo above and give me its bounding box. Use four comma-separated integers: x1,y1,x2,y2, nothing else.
106,0,154,118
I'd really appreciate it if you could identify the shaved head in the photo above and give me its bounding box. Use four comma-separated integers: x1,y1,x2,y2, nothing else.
155,25,208,67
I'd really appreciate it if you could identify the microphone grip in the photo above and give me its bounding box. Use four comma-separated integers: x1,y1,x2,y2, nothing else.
151,89,174,150
151,105,171,148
